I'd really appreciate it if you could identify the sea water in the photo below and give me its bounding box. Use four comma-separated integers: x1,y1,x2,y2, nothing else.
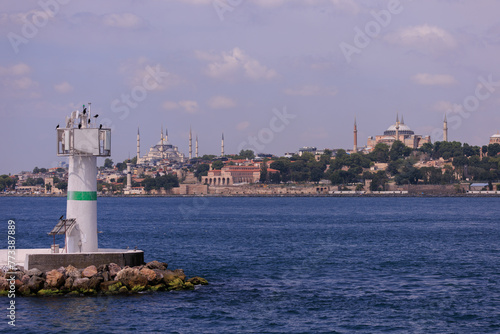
0,196,499,333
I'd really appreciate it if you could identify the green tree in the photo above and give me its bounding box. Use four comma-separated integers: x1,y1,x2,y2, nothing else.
260,161,268,183
239,149,255,160
370,143,389,163
194,163,210,181
270,159,291,182
55,181,67,191
104,158,113,168
211,160,224,170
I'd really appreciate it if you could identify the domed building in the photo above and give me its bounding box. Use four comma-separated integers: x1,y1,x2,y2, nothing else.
137,127,185,165
490,132,500,145
367,115,431,150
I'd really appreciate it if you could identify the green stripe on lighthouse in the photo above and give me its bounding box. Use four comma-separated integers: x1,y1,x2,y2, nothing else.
67,191,97,201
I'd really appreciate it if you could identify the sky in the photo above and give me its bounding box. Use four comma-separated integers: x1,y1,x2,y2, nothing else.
1,0,500,174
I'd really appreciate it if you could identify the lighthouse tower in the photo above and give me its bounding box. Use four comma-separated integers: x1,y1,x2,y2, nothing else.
56,105,111,253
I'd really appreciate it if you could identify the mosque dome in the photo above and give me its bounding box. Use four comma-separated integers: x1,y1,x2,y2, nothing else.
384,121,414,136
491,133,500,138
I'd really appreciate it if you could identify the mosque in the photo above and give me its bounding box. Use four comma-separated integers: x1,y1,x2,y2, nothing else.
136,127,186,165
135,126,225,165
361,114,435,152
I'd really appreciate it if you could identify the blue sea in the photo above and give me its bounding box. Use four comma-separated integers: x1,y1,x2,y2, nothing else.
1,196,500,333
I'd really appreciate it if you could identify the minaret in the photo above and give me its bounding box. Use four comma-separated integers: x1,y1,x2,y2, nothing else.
136,127,140,163
353,117,358,153
395,113,400,142
195,135,199,158
160,125,164,159
165,128,168,143
443,114,448,142
189,126,192,160
221,133,225,157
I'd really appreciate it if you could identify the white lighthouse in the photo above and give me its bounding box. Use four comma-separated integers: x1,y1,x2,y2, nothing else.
56,105,111,253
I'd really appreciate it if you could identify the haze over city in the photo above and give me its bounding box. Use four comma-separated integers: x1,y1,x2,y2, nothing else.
1,0,500,174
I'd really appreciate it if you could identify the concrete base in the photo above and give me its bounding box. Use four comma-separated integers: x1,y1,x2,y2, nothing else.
0,249,144,271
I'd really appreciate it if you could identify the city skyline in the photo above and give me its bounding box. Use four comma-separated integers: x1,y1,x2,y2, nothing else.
2,0,500,174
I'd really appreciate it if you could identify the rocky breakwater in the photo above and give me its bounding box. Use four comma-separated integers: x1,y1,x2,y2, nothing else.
0,261,208,296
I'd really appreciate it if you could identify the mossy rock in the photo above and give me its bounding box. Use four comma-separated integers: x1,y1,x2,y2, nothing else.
118,286,129,294
187,277,208,285
37,289,61,296
167,278,185,291
81,289,97,296
100,281,122,293
183,282,194,290
66,291,81,296
131,285,146,293
0,291,9,296
149,284,166,292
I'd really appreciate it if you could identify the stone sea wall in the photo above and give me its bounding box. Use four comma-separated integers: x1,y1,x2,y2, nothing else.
0,261,207,296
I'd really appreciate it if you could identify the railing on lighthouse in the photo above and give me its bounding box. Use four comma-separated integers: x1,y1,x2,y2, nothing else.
55,105,111,253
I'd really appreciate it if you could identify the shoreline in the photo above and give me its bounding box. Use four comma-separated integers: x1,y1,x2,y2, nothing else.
1,193,500,198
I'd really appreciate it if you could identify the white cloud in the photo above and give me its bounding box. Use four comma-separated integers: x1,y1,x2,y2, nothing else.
208,96,236,109
198,47,277,81
13,77,37,90
432,100,462,113
163,100,199,113
412,73,457,86
54,81,73,93
386,24,457,51
102,13,143,28
119,57,182,91
284,85,338,96
237,121,250,130
178,100,199,113
0,63,30,76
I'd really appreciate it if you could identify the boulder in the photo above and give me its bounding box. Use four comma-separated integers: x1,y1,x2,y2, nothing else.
162,269,186,283
14,278,24,290
108,263,121,278
0,277,8,291
88,276,104,290
21,274,30,285
45,270,65,289
72,278,90,291
63,277,74,290
81,265,98,278
27,276,45,292
97,264,108,273
27,268,43,277
139,268,163,285
57,266,66,275
18,285,31,295
187,276,208,285
115,268,148,289
145,261,167,271
65,265,81,279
